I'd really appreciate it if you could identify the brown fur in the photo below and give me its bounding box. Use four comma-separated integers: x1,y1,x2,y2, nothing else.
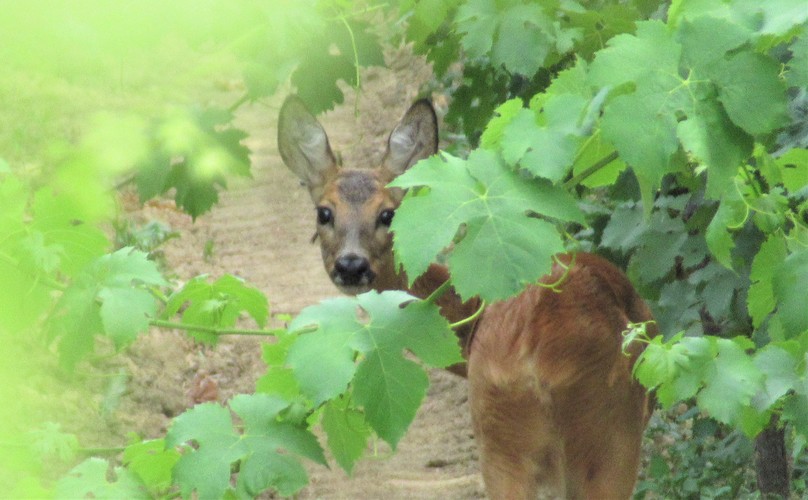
278,96,655,499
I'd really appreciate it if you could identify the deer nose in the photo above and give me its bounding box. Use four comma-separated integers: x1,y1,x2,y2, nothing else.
333,254,374,287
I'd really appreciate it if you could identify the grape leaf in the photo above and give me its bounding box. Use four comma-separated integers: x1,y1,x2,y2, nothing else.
289,291,460,448
292,20,384,114
697,338,765,426
287,297,366,405
31,187,109,277
136,109,251,219
480,98,525,149
677,97,752,199
499,94,588,182
257,332,302,400
122,439,180,495
775,148,808,193
165,403,247,499
230,394,326,497
56,457,148,500
49,248,166,367
98,287,158,347
491,3,552,76
786,35,808,88
676,15,750,71
27,422,78,463
391,150,584,301
755,0,808,36
752,345,800,410
163,274,269,343
322,397,371,475
783,394,808,439
588,20,681,89
748,235,788,328
705,186,747,268
455,0,499,60
712,51,790,136
590,21,696,191
772,248,808,338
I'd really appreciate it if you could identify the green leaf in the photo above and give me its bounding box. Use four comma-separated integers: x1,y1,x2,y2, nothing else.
775,148,808,193
677,98,752,199
676,15,751,71
500,94,588,182
697,338,765,426
28,422,79,462
772,248,808,338
391,150,583,301
164,274,268,343
230,394,325,497
600,203,646,252
753,345,800,410
480,98,524,149
589,20,681,89
756,0,808,36
31,187,110,277
98,287,157,347
633,339,685,391
322,397,371,475
257,334,302,400
122,439,180,494
455,0,499,59
783,394,808,439
572,133,626,188
490,3,552,76
353,347,428,450
287,297,365,405
748,235,788,328
712,51,790,136
292,291,459,448
786,35,808,88
292,19,384,114
705,186,747,268
56,458,148,500
165,403,246,500
600,90,682,190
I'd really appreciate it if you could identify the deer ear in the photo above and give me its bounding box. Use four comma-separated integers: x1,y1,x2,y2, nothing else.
277,95,338,198
381,99,438,178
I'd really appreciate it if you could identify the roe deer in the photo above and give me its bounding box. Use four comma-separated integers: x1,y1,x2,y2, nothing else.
277,95,656,499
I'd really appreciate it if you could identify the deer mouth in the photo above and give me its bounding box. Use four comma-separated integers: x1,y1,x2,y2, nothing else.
331,254,376,295
331,275,375,295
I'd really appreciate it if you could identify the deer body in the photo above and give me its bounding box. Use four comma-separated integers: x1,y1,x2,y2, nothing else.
278,96,654,499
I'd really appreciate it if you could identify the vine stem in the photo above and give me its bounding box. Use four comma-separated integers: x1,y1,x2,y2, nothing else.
449,300,486,330
563,151,619,190
423,279,453,306
149,319,281,337
339,14,362,116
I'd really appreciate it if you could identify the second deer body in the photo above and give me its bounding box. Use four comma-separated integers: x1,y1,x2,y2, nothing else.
278,95,654,499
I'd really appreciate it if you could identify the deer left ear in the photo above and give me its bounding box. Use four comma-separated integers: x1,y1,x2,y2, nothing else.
381,99,438,178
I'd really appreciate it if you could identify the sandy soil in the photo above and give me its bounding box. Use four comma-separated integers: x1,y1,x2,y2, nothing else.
110,45,486,499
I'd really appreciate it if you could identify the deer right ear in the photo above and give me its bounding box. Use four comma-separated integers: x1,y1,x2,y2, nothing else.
382,99,438,178
277,96,338,198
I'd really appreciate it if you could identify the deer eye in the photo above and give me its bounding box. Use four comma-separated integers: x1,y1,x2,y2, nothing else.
377,209,395,227
316,206,333,225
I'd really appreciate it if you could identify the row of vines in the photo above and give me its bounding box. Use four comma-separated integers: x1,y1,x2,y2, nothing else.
1,0,806,498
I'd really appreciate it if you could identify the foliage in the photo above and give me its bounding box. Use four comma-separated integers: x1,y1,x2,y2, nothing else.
1,0,807,498
636,409,757,499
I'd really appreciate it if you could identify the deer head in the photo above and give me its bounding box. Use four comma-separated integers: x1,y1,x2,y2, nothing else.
277,96,438,294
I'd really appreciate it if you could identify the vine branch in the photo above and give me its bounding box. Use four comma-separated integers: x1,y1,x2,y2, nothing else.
563,151,620,190
149,319,281,337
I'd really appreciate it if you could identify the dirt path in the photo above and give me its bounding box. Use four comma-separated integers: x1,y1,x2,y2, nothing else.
117,46,485,499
